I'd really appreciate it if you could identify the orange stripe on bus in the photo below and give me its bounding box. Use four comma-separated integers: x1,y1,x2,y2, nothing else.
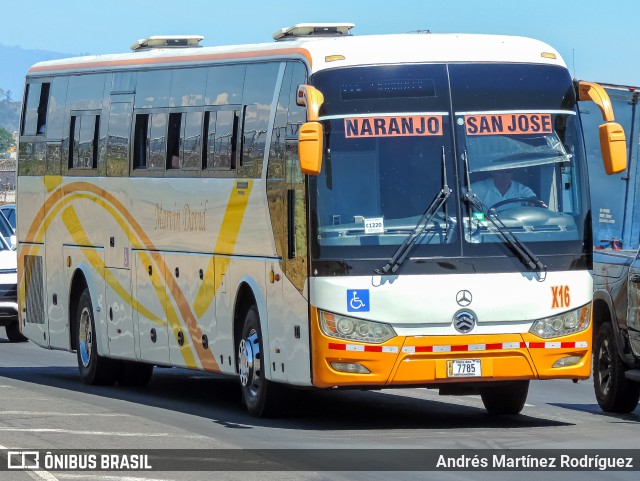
28,47,312,74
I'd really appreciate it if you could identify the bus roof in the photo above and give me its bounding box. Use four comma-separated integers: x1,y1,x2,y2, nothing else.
27,30,566,77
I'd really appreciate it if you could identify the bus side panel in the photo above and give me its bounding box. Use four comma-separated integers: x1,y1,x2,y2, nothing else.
164,251,215,370
282,275,312,386
18,243,47,347
212,256,236,375
265,260,285,382
45,180,70,350
133,250,170,365
105,267,135,360
265,260,312,386
63,246,107,357
18,175,49,346
225,258,271,378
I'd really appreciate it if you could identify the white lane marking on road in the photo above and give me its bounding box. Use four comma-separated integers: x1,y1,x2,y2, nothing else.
0,428,207,438
2,412,125,417
57,475,174,481
0,443,59,481
2,397,53,401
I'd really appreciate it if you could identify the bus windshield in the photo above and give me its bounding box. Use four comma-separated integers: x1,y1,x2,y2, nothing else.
310,63,590,270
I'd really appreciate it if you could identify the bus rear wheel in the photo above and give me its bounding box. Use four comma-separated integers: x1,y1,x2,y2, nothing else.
594,323,640,413
76,288,117,386
238,306,284,417
480,380,529,415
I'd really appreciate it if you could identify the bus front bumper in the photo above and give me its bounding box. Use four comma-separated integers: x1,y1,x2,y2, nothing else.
310,309,592,388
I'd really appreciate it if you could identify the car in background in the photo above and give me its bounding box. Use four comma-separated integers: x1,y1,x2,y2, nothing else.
583,83,640,413
592,250,640,413
0,208,15,249
0,203,15,230
0,234,25,342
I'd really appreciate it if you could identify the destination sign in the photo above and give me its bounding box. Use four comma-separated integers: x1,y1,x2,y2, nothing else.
464,113,552,136
344,115,443,138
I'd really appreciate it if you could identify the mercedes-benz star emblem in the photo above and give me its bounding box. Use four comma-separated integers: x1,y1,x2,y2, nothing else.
453,310,477,333
456,290,473,307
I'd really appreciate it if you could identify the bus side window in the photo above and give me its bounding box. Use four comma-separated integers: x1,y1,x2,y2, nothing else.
147,113,167,171
106,102,132,177
37,83,50,135
203,108,239,170
133,113,149,169
239,63,280,177
133,112,166,172
22,82,50,136
182,111,202,171
166,112,183,169
68,113,100,170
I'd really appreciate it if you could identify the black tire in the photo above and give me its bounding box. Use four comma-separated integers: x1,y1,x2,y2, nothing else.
76,288,117,386
5,320,28,343
237,306,285,417
593,323,640,413
117,361,154,387
480,380,529,415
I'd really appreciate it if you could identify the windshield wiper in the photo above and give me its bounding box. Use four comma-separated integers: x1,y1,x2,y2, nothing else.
462,149,547,274
375,146,452,275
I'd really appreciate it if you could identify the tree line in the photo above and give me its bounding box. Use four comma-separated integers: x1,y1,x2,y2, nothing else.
0,86,20,150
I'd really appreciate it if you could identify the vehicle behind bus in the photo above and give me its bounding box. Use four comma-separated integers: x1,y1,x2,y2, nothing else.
582,83,640,413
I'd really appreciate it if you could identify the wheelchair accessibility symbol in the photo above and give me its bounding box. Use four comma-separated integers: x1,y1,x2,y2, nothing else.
347,289,370,312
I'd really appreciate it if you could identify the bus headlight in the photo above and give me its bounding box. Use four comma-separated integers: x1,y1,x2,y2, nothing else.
319,310,396,344
529,304,590,339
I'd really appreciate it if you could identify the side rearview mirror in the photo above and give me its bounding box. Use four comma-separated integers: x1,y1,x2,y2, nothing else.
296,85,325,176
578,81,627,174
298,122,323,175
598,122,626,175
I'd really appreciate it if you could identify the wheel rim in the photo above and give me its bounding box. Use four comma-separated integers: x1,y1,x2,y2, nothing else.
238,329,261,399
79,307,93,368
597,338,612,395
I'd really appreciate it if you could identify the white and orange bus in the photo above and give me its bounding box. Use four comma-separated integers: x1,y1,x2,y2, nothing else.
17,23,626,416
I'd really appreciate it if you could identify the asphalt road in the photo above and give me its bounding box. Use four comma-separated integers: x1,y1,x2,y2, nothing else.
0,328,638,481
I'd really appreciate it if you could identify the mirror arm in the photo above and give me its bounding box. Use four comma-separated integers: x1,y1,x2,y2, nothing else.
578,81,615,122
296,85,324,122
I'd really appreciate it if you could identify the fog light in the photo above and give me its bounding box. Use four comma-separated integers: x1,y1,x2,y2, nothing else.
552,355,582,368
330,362,370,374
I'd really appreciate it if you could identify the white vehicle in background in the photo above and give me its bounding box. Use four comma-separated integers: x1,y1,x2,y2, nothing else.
0,210,15,249
0,204,16,230
0,234,24,342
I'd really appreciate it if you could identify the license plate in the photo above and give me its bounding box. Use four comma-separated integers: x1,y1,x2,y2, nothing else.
447,359,482,378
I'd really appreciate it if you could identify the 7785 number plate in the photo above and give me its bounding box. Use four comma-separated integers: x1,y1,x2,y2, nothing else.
447,359,482,378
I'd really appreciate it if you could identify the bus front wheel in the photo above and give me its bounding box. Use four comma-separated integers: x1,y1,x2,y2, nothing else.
480,380,529,415
76,288,117,386
237,306,284,417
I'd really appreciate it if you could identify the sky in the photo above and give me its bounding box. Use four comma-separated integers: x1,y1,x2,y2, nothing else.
1,0,639,87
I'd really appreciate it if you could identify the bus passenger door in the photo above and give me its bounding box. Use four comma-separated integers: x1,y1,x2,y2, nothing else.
265,62,311,385
133,251,169,365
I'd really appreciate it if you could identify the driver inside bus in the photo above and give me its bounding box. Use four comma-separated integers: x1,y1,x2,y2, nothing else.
471,168,537,209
